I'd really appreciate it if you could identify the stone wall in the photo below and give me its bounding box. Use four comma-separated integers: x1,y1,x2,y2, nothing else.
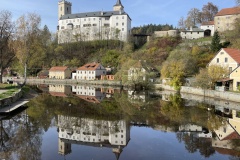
155,84,240,103
0,89,23,108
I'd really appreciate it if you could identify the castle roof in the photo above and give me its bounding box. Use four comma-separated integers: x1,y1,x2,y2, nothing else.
216,7,240,16
114,0,123,6
60,10,129,20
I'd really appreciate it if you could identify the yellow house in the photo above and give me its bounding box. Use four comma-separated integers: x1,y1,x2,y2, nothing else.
214,7,240,33
208,48,240,74
49,66,72,79
230,66,240,91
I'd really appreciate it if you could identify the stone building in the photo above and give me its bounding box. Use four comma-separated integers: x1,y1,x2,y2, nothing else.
57,0,131,43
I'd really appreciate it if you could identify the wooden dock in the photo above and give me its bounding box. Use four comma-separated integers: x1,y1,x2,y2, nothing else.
0,100,29,114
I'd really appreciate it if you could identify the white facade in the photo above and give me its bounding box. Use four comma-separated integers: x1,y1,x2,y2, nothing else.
57,0,131,43
76,63,106,80
200,22,215,36
58,115,130,147
180,27,205,39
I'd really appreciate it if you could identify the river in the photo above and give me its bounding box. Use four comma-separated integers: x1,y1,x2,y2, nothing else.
0,84,240,160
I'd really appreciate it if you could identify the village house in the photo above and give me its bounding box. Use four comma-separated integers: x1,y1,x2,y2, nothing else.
49,66,72,79
208,48,240,91
76,62,106,80
230,66,240,91
214,7,240,33
49,84,72,97
180,27,205,39
200,21,215,36
128,60,159,82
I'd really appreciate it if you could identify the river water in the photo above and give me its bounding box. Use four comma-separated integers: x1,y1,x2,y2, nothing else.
1,84,240,160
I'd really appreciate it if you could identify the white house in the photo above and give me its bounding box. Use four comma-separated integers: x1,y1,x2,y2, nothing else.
57,0,131,43
72,85,106,103
180,27,205,39
200,21,215,36
76,62,106,80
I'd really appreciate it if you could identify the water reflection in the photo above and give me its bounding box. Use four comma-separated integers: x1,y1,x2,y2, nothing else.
58,115,130,159
6,84,240,159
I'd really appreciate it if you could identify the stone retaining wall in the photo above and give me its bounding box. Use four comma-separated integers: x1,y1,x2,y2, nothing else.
0,89,23,108
155,84,240,103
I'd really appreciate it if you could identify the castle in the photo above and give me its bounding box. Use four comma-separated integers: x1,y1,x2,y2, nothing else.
57,0,132,43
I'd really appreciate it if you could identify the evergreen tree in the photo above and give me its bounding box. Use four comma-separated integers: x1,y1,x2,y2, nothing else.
211,30,221,52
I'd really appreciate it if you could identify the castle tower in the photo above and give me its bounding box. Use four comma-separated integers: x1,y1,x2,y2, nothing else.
58,0,72,19
113,0,124,11
58,138,72,156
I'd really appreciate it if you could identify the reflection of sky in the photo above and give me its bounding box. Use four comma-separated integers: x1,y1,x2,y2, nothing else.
40,126,230,160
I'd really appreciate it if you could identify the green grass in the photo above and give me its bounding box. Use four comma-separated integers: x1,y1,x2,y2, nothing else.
0,88,19,99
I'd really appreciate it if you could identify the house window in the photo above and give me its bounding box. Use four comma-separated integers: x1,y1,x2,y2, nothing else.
217,58,219,63
116,23,118,26
225,57,228,63
122,22,124,26
229,67,232,73
122,28,124,31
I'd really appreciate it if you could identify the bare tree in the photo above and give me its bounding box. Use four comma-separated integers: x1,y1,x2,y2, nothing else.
0,10,15,83
185,8,201,28
201,2,218,22
178,16,185,30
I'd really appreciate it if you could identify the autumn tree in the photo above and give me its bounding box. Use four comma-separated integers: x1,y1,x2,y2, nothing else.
14,13,46,80
0,10,15,83
178,16,185,30
201,2,218,22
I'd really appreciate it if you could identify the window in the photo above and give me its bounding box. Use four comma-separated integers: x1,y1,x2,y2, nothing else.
104,23,110,27
122,28,124,31
229,67,232,73
122,22,124,26
116,23,118,26
105,17,109,20
116,16,119,19
122,16,124,19
217,58,219,63
225,57,228,62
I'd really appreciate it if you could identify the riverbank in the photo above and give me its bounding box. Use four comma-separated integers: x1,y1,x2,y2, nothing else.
4,77,240,103
155,84,240,103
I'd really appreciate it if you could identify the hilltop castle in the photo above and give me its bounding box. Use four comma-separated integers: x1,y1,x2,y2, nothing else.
57,0,131,43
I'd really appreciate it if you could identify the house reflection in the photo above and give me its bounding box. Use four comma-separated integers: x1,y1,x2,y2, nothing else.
49,84,72,97
57,115,130,159
72,85,106,103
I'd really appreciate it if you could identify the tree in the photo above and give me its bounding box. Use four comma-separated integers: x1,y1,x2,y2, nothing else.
201,2,218,22
0,10,15,83
211,30,221,52
185,8,201,28
208,65,228,89
193,68,211,89
14,13,45,81
178,16,185,30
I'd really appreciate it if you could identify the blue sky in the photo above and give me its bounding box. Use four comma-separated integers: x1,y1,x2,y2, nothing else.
0,0,237,32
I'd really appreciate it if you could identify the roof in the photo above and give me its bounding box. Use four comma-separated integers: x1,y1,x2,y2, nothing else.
216,7,240,16
201,21,214,25
223,48,240,64
214,147,240,157
131,60,159,73
60,10,128,20
114,0,123,7
77,63,105,71
49,66,68,72
78,95,101,103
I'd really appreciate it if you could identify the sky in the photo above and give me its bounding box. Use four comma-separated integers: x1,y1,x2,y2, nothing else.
0,0,237,32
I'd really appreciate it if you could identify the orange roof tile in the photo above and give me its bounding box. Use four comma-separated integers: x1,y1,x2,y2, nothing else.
201,21,214,25
77,63,103,71
49,92,68,97
214,147,240,157
78,95,100,103
223,48,240,64
49,66,68,72
216,7,240,16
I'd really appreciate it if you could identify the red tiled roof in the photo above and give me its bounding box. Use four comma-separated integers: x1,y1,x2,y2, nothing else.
214,147,240,156
223,48,240,64
216,7,240,16
49,92,68,97
222,131,240,141
77,63,103,71
49,66,68,72
201,21,214,25
78,95,100,103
